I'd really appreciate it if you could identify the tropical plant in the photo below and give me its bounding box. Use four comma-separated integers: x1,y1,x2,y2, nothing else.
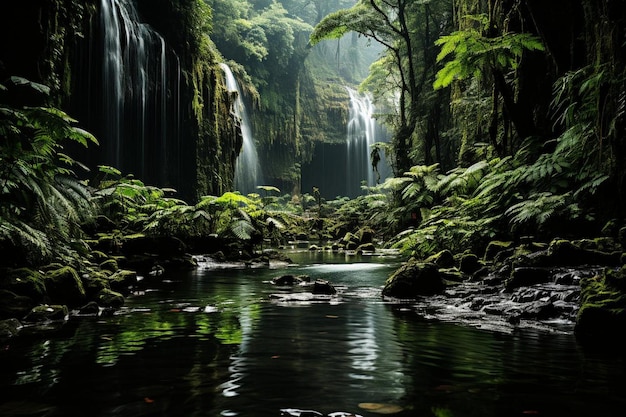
0,77,98,266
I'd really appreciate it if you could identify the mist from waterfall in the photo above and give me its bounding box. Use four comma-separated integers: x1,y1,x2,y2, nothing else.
100,0,180,184
219,63,263,195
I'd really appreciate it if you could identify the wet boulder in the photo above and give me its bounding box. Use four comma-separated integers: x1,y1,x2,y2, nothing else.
97,288,125,308
271,274,310,286
44,266,86,307
382,261,444,298
0,318,22,339
107,269,137,293
425,249,455,268
78,301,100,315
505,267,552,292
576,267,626,340
23,305,69,323
484,240,514,261
523,239,622,268
312,279,337,295
459,253,483,275
0,268,46,302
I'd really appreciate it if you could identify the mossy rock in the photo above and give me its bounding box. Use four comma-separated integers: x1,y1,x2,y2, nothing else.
548,239,621,266
484,241,514,261
341,232,359,246
44,266,86,307
382,261,444,298
357,227,374,244
97,288,125,308
459,253,483,275
23,305,69,323
576,269,626,339
81,270,110,299
108,269,137,293
356,243,376,253
505,267,552,292
90,250,112,263
0,318,22,338
0,268,46,302
425,250,455,268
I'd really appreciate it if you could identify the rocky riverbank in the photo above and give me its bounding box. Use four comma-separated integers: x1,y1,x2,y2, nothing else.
382,238,626,341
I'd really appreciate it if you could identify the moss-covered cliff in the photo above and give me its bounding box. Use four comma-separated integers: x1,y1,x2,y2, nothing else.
0,0,240,202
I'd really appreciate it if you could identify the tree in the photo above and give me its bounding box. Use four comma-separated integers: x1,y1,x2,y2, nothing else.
311,0,454,174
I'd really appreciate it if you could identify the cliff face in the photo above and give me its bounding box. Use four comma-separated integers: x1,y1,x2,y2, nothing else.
0,0,239,202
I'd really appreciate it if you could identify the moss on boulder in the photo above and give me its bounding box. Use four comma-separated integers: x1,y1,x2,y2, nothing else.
425,250,455,268
23,305,69,323
44,266,86,307
0,268,46,302
575,266,626,339
484,241,514,261
97,288,125,308
459,253,483,275
108,269,137,293
382,261,444,298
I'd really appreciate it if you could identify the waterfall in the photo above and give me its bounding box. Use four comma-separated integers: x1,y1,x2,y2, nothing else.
345,87,389,196
219,63,263,195
99,0,180,185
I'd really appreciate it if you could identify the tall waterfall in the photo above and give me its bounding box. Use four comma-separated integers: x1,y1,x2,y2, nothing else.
220,63,263,195
345,87,389,196
100,0,180,185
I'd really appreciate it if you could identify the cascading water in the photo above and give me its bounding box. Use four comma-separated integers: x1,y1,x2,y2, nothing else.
219,63,263,195
100,0,180,185
345,87,390,196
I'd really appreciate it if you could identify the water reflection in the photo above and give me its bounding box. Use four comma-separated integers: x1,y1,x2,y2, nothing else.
1,253,626,417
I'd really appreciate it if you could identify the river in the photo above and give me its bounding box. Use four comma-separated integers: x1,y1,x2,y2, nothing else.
1,250,625,417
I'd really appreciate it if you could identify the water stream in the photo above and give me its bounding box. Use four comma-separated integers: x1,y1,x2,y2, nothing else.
1,252,625,417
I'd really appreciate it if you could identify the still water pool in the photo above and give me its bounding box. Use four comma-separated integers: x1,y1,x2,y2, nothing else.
1,251,625,417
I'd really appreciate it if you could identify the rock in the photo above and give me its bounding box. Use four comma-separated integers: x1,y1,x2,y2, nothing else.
459,253,482,275
81,270,109,299
575,268,626,340
425,250,455,268
0,318,22,339
23,305,69,323
382,262,444,298
271,274,309,286
356,243,376,252
505,267,552,291
484,241,514,261
357,227,374,244
44,266,86,307
525,239,622,267
78,301,100,315
108,269,137,293
0,290,35,319
97,288,125,308
312,279,336,295
0,268,46,302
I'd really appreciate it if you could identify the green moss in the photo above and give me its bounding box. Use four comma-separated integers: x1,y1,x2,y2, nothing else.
576,268,626,336
45,266,86,306
1,268,46,302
